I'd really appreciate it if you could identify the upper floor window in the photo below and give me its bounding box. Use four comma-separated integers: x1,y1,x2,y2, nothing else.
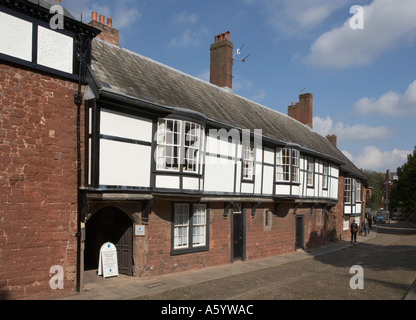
156,118,204,174
242,141,254,180
322,162,329,189
276,148,291,182
291,149,300,183
276,148,299,183
344,178,351,203
306,157,314,186
356,180,362,202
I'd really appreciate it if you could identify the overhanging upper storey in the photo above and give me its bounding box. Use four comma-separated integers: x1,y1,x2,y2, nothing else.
0,0,100,81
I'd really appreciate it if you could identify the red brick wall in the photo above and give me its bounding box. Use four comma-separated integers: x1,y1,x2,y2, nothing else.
138,201,231,277
0,63,81,299
137,201,333,278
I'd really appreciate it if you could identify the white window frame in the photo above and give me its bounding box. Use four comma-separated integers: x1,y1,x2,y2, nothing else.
156,119,182,171
173,203,208,253
344,178,351,204
306,157,314,187
184,121,203,173
351,178,356,204
192,204,207,247
356,180,362,203
343,217,350,230
242,141,254,180
322,162,329,189
156,118,204,174
173,204,189,249
276,148,291,182
291,149,300,183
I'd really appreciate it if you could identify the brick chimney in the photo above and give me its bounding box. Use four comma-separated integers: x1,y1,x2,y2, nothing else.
210,31,233,90
288,93,313,129
326,134,337,147
89,12,119,46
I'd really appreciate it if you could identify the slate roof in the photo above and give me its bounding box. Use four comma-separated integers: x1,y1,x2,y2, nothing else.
90,38,365,179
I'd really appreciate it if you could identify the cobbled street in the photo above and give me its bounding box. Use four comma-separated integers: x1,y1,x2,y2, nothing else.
136,221,416,300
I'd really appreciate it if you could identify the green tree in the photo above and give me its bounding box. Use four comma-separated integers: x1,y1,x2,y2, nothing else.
362,169,385,210
390,146,416,213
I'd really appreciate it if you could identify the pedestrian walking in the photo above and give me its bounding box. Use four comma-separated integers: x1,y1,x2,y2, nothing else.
350,219,358,243
364,218,370,236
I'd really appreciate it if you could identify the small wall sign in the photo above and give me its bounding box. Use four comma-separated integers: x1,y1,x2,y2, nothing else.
135,225,146,237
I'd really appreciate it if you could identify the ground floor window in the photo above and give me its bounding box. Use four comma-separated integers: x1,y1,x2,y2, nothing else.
172,203,209,254
343,217,350,230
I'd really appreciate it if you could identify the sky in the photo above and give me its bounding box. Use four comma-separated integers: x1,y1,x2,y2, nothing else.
65,0,416,173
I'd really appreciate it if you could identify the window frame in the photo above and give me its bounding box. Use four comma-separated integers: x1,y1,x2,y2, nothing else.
156,119,182,172
242,140,255,181
183,121,204,173
171,203,209,255
344,177,352,204
156,118,204,174
322,162,329,190
275,148,292,183
355,180,362,203
306,156,314,187
291,149,300,183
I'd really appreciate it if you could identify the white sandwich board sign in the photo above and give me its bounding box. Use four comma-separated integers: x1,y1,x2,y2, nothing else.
98,242,119,279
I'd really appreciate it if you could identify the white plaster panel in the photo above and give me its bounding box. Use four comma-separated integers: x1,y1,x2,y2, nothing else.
37,26,73,74
263,148,274,165
241,183,254,194
99,139,151,187
0,12,32,61
155,175,180,189
182,177,199,190
100,109,153,142
262,166,274,195
204,160,235,192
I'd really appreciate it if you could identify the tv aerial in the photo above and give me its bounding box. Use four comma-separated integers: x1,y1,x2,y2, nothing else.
233,44,251,63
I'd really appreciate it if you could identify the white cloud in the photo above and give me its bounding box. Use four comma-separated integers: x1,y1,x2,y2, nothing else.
169,26,209,48
344,146,410,171
353,79,416,117
241,0,349,38
304,0,416,69
250,89,266,101
313,116,391,142
113,6,141,30
173,12,198,25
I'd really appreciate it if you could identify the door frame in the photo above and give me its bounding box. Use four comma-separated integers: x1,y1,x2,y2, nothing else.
231,203,246,263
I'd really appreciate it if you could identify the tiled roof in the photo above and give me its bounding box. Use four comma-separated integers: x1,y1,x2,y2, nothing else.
90,39,365,179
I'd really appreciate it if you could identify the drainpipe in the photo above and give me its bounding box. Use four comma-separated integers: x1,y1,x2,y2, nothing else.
74,33,89,293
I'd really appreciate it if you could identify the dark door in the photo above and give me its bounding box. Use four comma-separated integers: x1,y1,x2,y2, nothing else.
112,210,133,276
233,212,244,261
295,215,304,250
85,207,133,276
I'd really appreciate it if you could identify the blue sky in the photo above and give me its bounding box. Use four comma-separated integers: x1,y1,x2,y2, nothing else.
66,0,416,173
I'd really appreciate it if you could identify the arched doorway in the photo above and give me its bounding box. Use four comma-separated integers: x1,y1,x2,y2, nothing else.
85,206,133,276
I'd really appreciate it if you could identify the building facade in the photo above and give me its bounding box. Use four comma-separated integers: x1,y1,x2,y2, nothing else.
0,1,365,299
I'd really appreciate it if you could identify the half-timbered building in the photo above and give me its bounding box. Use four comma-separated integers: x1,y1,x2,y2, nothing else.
0,1,366,299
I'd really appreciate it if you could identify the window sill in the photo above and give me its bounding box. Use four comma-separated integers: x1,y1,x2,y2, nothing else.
170,245,209,256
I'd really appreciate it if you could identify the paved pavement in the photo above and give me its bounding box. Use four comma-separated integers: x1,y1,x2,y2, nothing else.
58,223,416,300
